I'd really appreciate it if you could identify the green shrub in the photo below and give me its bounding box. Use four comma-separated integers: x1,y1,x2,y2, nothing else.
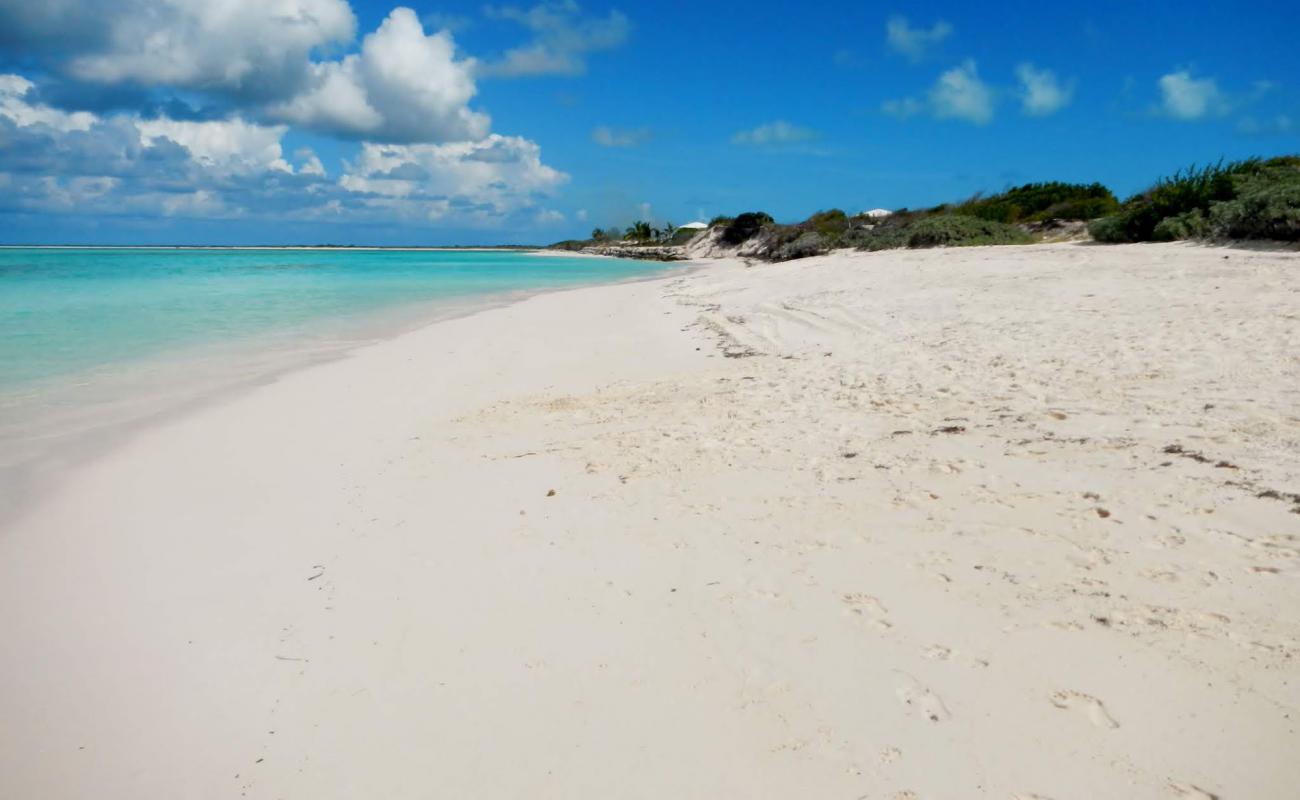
708,215,735,227
773,231,830,261
1208,163,1300,240
805,209,850,241
1096,159,1262,242
1090,156,1300,242
721,211,774,245
843,213,1031,251
904,215,1034,248
665,227,704,246
844,225,909,251
955,182,1119,224
1152,208,1210,241
1087,215,1130,243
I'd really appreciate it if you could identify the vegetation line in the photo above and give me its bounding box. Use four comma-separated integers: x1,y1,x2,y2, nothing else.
551,155,1300,262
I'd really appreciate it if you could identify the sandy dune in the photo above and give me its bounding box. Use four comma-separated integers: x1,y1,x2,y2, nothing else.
2,242,1298,799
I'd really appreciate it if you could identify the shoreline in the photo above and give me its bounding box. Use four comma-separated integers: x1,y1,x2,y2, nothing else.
0,255,692,526
2,242,1297,798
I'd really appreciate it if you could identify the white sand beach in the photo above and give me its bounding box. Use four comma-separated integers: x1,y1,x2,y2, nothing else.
2,242,1298,799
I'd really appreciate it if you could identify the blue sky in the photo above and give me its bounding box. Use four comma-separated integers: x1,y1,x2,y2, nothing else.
1,0,1297,245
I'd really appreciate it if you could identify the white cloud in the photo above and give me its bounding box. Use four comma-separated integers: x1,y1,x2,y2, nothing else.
136,117,292,175
575,208,588,221
730,120,818,146
0,72,566,227
591,125,650,147
885,15,953,62
0,2,489,144
1015,63,1073,116
534,208,565,224
339,134,568,220
295,148,327,177
930,60,994,123
0,74,96,131
1158,70,1228,120
63,0,356,98
481,0,630,78
268,8,489,143
883,60,994,124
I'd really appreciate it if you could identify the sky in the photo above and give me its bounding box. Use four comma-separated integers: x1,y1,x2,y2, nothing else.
0,0,1297,245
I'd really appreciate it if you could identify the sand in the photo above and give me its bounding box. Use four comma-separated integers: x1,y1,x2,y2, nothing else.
1,242,1297,799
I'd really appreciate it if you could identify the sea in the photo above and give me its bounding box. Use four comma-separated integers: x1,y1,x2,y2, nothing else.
0,247,673,510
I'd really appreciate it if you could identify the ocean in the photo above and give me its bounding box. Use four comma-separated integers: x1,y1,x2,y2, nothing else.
0,247,674,504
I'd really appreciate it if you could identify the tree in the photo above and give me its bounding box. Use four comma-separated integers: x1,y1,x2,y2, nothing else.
625,220,653,241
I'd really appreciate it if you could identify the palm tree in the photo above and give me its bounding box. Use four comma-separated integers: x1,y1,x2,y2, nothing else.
625,221,653,241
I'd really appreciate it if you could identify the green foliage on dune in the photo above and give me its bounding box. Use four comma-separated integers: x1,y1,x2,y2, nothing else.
845,212,1032,251
953,182,1119,224
552,153,1299,258
1089,156,1300,242
721,212,775,245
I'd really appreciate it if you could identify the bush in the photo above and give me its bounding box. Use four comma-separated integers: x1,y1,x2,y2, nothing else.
721,211,774,245
665,227,704,246
905,215,1034,248
1208,163,1300,240
1152,208,1210,241
805,209,850,241
842,213,1032,251
955,182,1119,224
773,231,830,261
1089,156,1300,242
844,225,910,251
1093,159,1262,243
1087,215,1130,243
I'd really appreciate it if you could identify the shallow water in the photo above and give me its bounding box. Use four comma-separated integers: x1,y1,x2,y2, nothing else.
0,247,672,508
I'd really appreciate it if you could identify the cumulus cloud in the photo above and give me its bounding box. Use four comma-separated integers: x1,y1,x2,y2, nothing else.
268,8,489,143
0,2,489,144
730,120,819,146
885,60,994,124
1157,70,1229,120
1015,63,1073,116
0,75,96,131
885,15,953,62
931,60,994,123
591,125,650,147
0,0,356,102
135,117,293,175
0,73,565,226
481,0,630,78
337,135,567,221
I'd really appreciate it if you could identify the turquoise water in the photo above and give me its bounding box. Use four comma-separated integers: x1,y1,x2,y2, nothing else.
0,247,673,500
0,247,669,391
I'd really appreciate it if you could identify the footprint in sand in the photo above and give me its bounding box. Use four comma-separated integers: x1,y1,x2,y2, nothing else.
1168,782,1219,799
842,592,893,630
896,677,951,722
1049,690,1119,729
